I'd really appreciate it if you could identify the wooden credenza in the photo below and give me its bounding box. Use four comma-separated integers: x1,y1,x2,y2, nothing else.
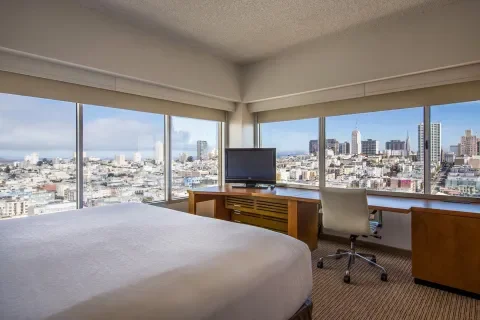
188,186,319,250
412,207,480,295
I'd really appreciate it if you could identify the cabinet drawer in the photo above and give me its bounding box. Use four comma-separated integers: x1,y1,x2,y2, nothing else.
231,211,262,227
262,216,288,232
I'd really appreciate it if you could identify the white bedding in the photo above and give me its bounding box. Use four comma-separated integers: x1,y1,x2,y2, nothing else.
0,203,312,320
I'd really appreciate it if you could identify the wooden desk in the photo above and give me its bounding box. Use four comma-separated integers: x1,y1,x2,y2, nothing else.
189,186,480,295
188,186,319,250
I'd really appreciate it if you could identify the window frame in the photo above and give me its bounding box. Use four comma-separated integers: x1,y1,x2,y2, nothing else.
258,105,480,203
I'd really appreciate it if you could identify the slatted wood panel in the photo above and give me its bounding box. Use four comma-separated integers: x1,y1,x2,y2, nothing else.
227,196,288,233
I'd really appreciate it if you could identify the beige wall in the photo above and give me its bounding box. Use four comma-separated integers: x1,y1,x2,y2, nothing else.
243,0,480,102
0,0,241,102
228,103,255,148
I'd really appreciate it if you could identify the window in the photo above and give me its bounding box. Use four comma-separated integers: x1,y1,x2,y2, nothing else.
83,105,165,207
325,108,424,193
0,93,76,218
171,116,219,199
261,119,319,186
430,101,480,198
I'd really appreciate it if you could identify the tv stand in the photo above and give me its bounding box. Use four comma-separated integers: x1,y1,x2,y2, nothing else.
232,183,268,189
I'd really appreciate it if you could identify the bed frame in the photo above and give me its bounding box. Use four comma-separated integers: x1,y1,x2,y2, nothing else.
288,298,313,320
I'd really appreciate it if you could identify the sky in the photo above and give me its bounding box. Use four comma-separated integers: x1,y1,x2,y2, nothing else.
261,101,480,154
1,93,479,159
0,93,218,160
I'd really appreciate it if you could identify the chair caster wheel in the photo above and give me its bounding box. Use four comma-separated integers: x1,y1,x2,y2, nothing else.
370,258,377,265
335,250,342,259
381,273,388,282
317,260,323,269
343,275,351,284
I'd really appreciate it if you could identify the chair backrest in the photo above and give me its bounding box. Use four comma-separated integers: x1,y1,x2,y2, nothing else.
319,187,371,235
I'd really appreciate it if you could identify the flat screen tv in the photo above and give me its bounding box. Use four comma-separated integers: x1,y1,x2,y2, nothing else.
225,148,276,187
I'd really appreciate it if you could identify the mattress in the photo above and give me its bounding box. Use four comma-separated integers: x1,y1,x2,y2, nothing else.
0,203,312,320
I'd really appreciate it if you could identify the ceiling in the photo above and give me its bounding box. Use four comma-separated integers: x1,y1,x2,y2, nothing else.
79,0,458,64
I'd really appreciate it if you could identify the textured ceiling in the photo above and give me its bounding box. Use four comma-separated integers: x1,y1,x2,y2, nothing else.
78,0,459,63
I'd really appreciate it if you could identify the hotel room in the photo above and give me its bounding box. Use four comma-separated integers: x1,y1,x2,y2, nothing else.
0,0,479,319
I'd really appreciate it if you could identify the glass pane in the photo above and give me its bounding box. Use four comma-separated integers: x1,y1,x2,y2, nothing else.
326,108,424,193
171,117,219,199
261,119,319,186
0,93,76,219
83,105,165,207
431,101,480,198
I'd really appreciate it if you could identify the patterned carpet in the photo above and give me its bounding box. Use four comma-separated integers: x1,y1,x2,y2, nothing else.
310,240,479,320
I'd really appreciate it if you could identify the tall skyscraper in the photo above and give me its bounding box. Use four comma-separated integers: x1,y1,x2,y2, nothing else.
133,152,142,163
197,140,208,160
115,154,125,166
450,145,460,156
361,139,379,155
477,139,480,156
309,140,319,155
460,129,478,156
351,130,361,155
155,141,164,164
338,141,350,155
418,123,441,163
326,139,339,155
405,131,411,156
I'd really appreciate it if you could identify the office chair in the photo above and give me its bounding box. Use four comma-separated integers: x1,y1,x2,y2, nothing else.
317,187,388,284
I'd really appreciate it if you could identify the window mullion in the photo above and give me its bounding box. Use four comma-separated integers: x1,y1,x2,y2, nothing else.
75,103,84,209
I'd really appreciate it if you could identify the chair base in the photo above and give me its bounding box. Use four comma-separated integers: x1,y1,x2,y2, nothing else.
317,236,388,283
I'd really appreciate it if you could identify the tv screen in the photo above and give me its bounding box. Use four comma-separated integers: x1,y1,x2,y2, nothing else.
225,148,276,184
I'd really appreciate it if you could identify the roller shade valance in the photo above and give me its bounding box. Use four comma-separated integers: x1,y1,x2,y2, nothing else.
257,80,480,123
0,71,226,122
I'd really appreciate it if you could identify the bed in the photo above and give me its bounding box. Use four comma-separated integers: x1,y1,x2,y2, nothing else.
0,203,312,320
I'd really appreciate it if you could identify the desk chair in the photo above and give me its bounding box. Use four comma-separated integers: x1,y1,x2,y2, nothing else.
317,187,388,284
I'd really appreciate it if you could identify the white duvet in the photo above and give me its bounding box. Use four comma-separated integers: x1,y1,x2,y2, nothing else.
0,203,312,320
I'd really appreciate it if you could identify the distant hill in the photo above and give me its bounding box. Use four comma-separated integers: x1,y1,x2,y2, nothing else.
277,151,309,157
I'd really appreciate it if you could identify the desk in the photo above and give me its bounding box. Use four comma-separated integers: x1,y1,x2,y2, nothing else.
189,186,480,295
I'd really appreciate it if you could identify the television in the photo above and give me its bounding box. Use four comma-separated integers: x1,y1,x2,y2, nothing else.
225,148,276,188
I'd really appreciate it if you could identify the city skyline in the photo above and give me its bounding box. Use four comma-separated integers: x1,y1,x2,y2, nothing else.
262,101,480,154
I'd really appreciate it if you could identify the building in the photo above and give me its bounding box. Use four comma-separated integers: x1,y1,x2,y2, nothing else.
0,199,29,217
155,141,164,164
114,154,125,166
338,141,350,155
133,152,142,163
196,140,208,160
326,139,339,155
405,131,411,156
444,152,455,164
24,152,39,164
178,152,188,163
418,123,441,163
208,148,218,159
309,140,318,155
478,139,480,156
385,140,405,151
460,129,478,156
450,145,460,156
351,130,361,155
361,139,379,155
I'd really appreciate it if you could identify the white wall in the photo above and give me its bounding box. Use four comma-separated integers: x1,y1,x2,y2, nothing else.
228,103,254,148
243,0,480,102
0,0,241,102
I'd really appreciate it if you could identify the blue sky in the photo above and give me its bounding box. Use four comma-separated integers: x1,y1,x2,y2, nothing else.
0,94,218,160
262,101,480,154
1,93,479,159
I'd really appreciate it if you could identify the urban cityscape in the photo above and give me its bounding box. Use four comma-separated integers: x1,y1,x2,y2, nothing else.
275,124,480,197
0,141,219,219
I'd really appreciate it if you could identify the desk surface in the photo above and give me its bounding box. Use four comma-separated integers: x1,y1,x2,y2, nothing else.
190,186,480,216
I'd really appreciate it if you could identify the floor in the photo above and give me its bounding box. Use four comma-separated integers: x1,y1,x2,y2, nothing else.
310,240,479,320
